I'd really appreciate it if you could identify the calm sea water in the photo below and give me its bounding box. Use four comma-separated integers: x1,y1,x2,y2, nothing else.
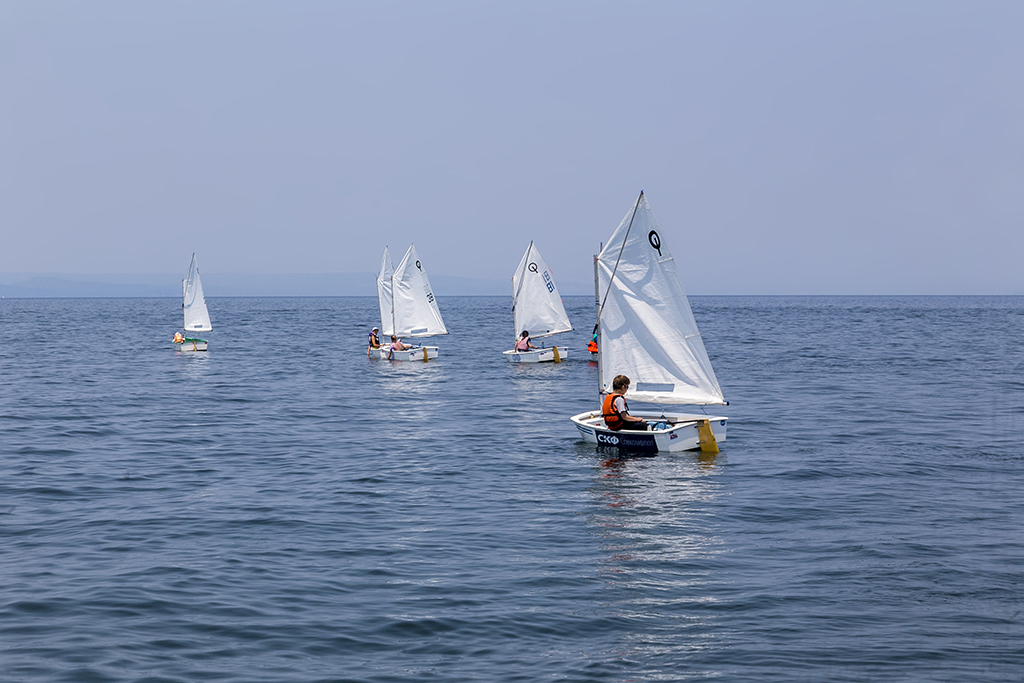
1,296,1022,682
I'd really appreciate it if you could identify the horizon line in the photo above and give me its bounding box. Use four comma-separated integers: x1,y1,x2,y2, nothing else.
4,293,1024,299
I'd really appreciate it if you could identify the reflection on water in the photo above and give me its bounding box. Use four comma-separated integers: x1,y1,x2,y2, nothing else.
172,347,211,382
507,359,587,442
509,362,570,399
368,356,450,432
585,449,727,679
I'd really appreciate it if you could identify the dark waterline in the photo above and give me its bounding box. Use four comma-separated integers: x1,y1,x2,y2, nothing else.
1,296,1022,682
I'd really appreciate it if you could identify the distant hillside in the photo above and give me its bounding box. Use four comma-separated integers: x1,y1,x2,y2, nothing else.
0,273,593,298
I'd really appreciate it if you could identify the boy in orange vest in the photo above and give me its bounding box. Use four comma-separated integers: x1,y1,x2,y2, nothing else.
601,375,649,431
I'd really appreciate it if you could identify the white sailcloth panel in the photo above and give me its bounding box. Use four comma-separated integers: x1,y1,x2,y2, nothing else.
391,244,447,337
597,194,724,405
182,253,213,333
376,247,394,336
511,242,572,339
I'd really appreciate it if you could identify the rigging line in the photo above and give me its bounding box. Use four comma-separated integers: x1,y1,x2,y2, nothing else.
597,190,643,322
183,256,195,309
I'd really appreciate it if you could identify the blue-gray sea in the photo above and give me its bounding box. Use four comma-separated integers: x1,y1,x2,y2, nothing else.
1,295,1022,682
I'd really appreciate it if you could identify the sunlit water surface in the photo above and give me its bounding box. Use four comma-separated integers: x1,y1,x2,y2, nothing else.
1,296,1022,682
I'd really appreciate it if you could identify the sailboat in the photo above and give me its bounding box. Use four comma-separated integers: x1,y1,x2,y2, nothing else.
173,253,212,352
503,241,572,363
570,192,728,453
372,244,447,361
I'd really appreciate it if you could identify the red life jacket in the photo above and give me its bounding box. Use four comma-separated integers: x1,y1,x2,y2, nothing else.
587,340,598,353
601,393,627,430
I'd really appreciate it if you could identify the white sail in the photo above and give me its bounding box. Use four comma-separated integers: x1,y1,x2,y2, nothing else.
391,244,447,337
511,241,572,339
376,246,395,336
596,193,725,405
182,253,212,333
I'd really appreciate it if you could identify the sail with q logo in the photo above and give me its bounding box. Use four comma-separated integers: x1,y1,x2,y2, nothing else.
372,244,447,362
503,241,573,364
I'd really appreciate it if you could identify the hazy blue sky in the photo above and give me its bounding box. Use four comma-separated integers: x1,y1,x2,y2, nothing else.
3,1,1022,294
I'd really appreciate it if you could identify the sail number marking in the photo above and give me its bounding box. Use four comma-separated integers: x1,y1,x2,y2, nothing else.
648,230,662,256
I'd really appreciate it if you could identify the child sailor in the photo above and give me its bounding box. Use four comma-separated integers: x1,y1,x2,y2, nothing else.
367,326,381,357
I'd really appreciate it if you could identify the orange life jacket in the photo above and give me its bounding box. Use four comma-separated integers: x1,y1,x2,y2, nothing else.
587,340,598,353
601,392,627,430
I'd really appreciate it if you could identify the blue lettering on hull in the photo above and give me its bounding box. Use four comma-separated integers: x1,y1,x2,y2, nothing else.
596,430,658,452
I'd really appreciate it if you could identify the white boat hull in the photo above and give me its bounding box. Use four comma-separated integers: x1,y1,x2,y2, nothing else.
371,346,439,361
503,347,567,363
570,411,727,453
174,340,208,352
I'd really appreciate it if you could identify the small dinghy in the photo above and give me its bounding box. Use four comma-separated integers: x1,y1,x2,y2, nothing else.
503,241,572,363
173,253,212,352
372,244,446,361
570,192,728,453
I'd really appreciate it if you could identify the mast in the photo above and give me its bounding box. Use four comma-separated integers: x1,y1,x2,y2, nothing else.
594,250,601,398
598,191,643,320
390,274,396,336
181,253,192,331
511,241,533,339
595,192,642,398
